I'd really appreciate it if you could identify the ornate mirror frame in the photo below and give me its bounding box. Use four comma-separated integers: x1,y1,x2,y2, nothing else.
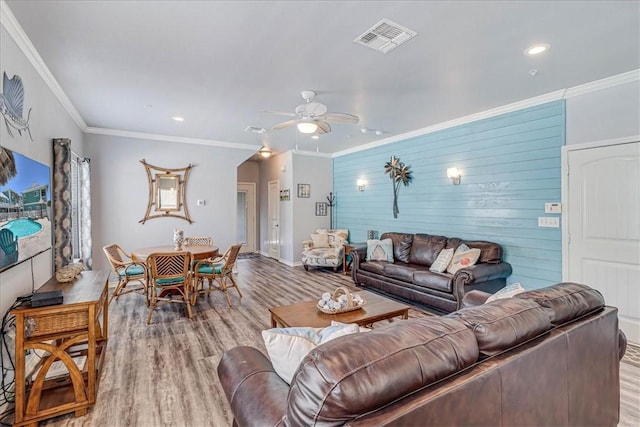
139,159,194,224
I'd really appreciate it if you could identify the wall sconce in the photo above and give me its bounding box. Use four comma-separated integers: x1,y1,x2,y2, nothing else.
447,167,461,185
357,179,366,191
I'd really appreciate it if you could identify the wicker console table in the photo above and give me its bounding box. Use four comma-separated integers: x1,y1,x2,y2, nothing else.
11,270,109,426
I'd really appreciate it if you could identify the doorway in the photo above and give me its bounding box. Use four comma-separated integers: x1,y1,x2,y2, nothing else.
237,182,256,253
268,180,280,260
564,139,639,344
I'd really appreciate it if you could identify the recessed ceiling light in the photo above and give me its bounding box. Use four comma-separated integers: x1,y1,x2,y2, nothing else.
171,116,185,122
524,44,550,56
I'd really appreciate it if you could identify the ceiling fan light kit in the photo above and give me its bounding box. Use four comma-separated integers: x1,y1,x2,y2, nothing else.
297,121,318,134
267,90,359,135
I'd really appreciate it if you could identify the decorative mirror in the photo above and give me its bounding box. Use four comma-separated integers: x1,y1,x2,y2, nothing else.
139,159,194,224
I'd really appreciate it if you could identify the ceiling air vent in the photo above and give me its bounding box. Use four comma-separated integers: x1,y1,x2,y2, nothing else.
244,126,267,134
354,19,417,54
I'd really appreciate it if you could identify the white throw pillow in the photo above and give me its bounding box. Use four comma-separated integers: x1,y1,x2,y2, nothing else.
262,323,359,384
366,238,394,262
430,248,454,273
310,232,330,248
447,247,481,274
485,283,525,303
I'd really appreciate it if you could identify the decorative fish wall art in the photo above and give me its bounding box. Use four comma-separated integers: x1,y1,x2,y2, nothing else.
0,71,33,141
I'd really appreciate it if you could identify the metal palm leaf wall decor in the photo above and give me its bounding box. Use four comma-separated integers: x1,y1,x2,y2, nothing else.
0,72,33,141
384,155,413,218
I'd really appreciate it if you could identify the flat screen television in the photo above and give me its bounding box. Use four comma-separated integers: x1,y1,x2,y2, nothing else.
0,147,52,272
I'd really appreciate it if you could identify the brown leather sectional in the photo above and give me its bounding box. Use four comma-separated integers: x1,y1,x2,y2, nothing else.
351,232,513,313
218,282,626,427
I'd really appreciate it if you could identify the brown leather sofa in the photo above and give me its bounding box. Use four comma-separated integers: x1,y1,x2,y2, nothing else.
218,283,626,427
351,232,513,313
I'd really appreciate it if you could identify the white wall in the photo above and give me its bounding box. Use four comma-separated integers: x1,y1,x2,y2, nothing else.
292,153,333,263
0,25,85,314
85,133,254,273
566,80,640,145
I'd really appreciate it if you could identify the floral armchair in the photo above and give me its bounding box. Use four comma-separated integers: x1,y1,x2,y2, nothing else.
301,229,349,272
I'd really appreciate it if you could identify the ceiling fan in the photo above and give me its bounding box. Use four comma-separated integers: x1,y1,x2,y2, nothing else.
267,90,359,134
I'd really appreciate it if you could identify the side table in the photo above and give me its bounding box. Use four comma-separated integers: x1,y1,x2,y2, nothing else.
343,242,366,275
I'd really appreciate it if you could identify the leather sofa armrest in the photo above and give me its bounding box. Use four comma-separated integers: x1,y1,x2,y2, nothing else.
452,262,513,307
351,246,367,272
618,329,627,361
217,346,289,427
454,262,513,286
461,290,492,308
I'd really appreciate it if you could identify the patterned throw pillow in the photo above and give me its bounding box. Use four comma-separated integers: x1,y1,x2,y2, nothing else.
485,283,525,303
310,232,330,248
447,244,481,274
430,248,454,273
262,323,359,384
366,238,394,262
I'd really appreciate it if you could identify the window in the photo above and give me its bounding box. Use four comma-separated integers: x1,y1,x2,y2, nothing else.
70,153,80,260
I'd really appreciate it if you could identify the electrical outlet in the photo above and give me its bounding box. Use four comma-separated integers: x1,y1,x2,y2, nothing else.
196,200,205,206
538,217,560,228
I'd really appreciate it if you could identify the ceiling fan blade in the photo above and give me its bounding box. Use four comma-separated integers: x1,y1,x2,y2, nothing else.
322,112,360,124
262,110,297,117
272,119,299,130
315,121,331,134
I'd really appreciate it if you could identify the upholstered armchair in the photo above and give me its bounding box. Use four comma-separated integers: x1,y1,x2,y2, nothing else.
301,229,348,272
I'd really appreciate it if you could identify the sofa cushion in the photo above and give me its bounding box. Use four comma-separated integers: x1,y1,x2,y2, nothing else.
515,282,604,326
413,270,453,292
359,261,387,275
408,234,447,266
464,240,503,264
381,232,413,263
261,323,359,384
285,317,479,427
383,263,418,282
447,298,551,357
366,238,394,262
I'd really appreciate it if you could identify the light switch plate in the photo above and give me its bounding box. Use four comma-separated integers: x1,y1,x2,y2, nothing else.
538,217,560,227
545,202,562,214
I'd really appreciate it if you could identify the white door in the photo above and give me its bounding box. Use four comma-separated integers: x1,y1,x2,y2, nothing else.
237,182,256,253
567,141,640,344
268,180,280,260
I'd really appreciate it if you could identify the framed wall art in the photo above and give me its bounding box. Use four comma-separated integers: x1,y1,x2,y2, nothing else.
297,183,310,198
315,202,327,216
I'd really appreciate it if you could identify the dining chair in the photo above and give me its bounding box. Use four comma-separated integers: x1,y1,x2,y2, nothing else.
184,236,213,246
102,243,147,303
193,243,243,307
146,251,193,324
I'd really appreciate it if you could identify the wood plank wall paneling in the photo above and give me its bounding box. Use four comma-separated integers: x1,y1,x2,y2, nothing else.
334,100,565,289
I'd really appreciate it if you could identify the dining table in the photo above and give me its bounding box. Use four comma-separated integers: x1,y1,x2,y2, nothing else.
132,244,219,262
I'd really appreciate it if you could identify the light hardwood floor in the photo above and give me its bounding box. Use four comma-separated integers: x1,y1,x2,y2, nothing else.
44,254,639,426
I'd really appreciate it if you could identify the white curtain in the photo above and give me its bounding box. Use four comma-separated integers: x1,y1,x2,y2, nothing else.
79,158,92,268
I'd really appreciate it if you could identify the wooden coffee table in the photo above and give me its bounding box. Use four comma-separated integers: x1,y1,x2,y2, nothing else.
269,290,409,328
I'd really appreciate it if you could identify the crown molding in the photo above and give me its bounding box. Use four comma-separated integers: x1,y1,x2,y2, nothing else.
333,89,566,158
1,0,88,131
564,69,640,98
84,127,260,150
292,149,332,158
334,69,640,158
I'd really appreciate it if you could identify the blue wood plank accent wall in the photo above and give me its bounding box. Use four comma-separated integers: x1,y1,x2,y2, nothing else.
333,100,565,289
